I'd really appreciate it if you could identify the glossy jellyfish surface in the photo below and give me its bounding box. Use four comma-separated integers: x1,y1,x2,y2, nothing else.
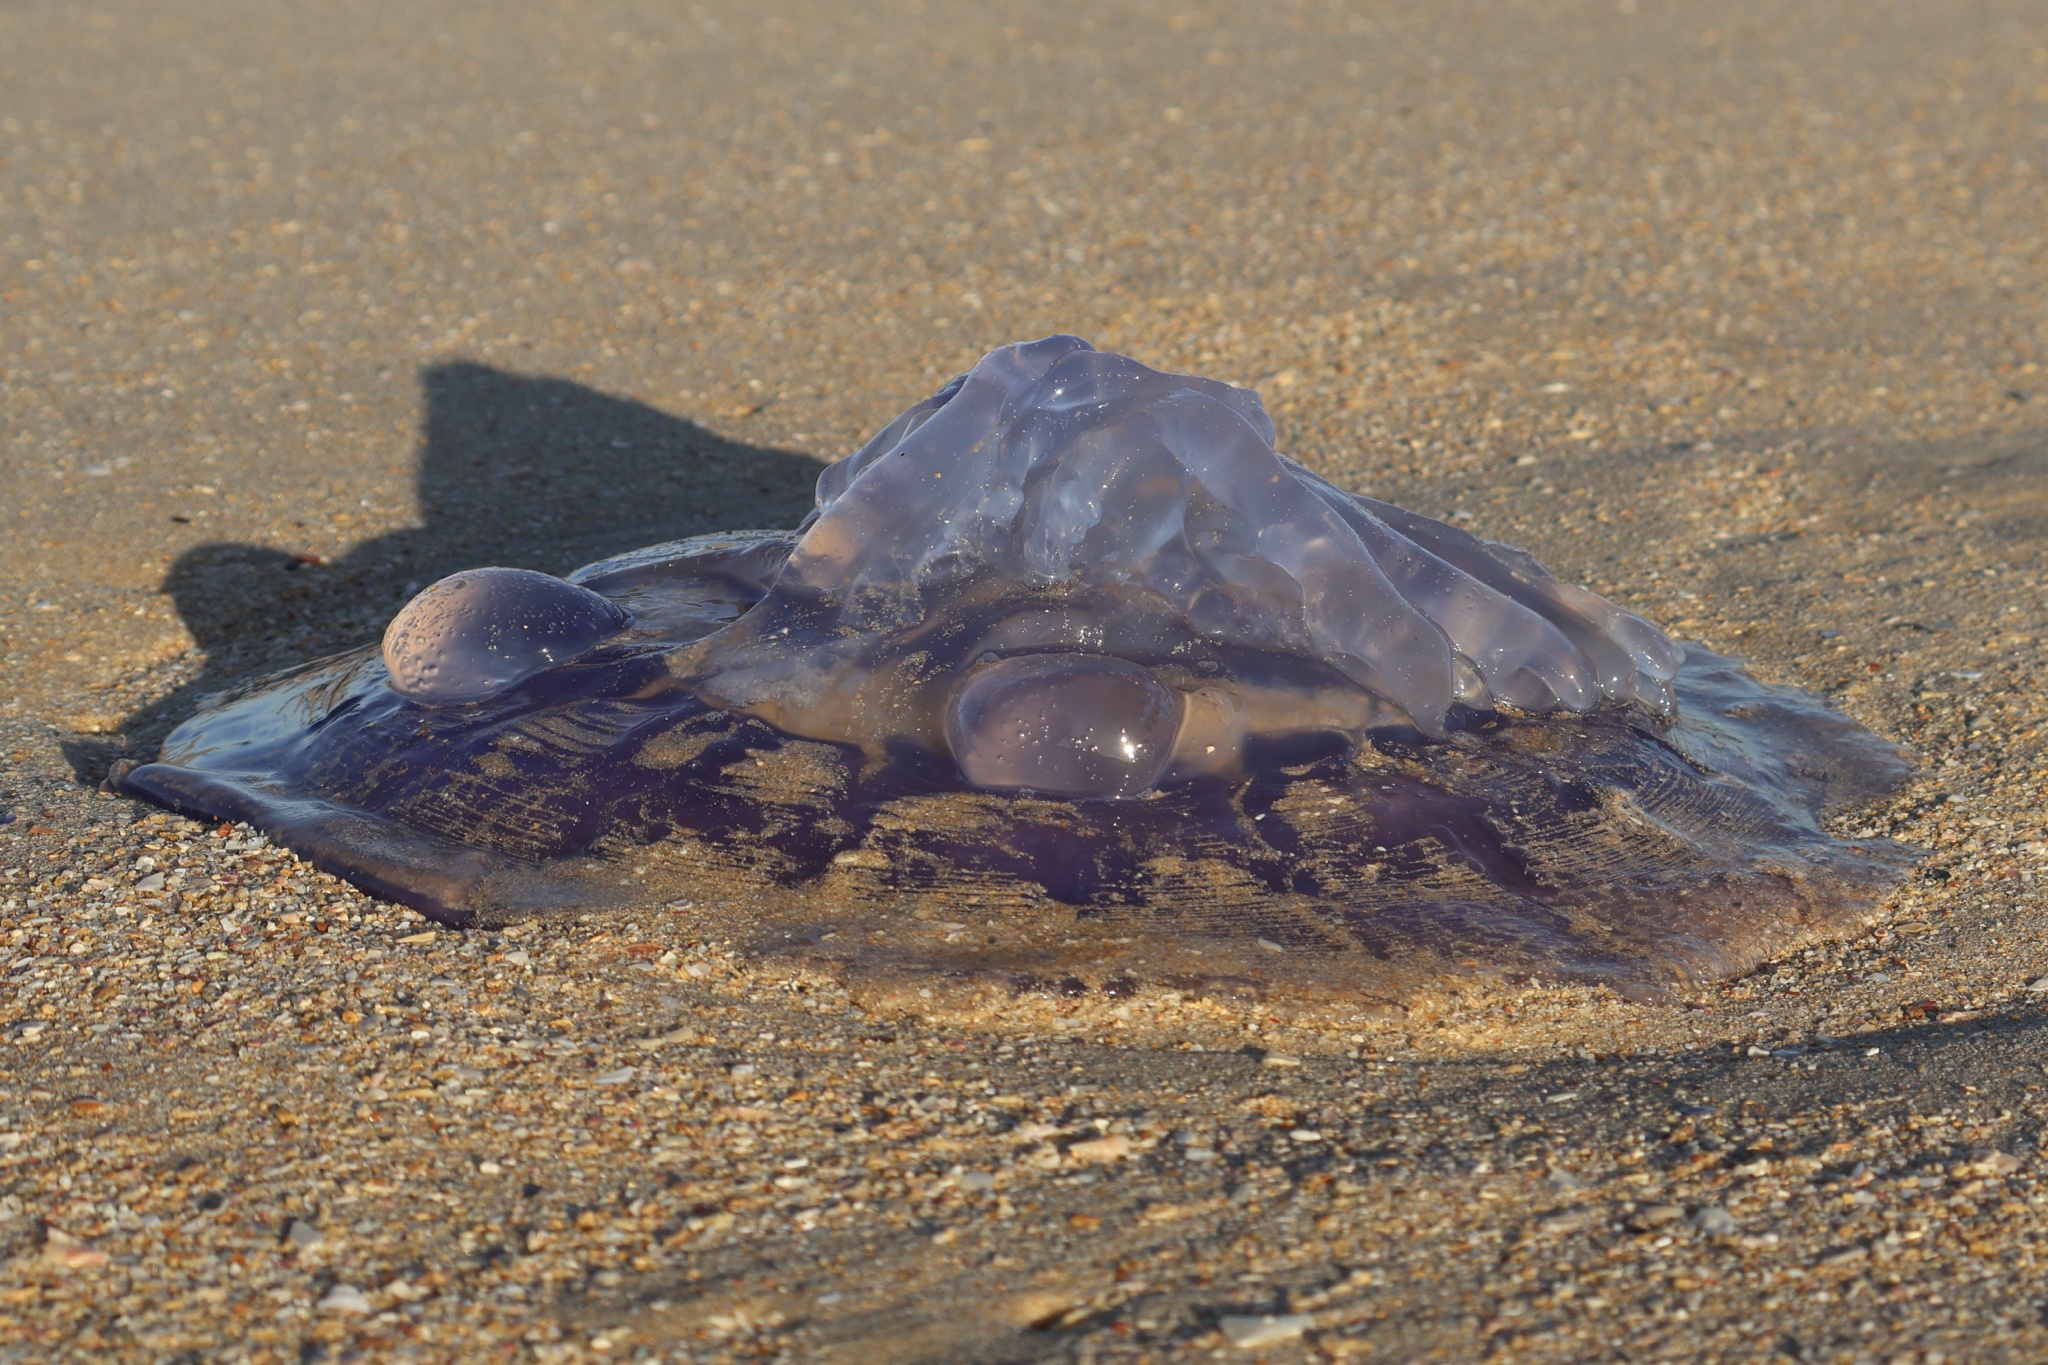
382,567,629,702
947,654,1184,799
117,337,1919,1005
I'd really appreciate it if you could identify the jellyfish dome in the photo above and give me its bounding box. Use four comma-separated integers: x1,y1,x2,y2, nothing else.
667,335,1681,793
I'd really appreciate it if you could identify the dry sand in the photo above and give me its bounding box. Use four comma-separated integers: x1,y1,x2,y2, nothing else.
5,1,2048,1359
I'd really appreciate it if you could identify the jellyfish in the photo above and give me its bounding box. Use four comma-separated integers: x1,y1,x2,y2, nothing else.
115,337,1918,1004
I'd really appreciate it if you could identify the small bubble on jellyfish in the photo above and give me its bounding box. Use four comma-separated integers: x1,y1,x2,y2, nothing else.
381,567,629,703
946,653,1184,798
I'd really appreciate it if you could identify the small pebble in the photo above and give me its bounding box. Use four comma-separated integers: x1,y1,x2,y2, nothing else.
1690,1206,1740,1236
42,1228,107,1271
316,1285,372,1315
1631,1204,1685,1231
1220,1313,1313,1348
1066,1135,1131,1163
1538,1209,1594,1234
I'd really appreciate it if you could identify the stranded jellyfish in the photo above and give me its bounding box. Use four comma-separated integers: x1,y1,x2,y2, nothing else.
116,337,1917,1005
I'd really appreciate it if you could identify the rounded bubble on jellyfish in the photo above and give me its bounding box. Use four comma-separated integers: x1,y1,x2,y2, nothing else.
946,653,1183,798
114,336,1919,1007
382,567,628,702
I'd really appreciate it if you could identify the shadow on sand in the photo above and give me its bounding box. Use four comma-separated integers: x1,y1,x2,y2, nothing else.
70,362,823,782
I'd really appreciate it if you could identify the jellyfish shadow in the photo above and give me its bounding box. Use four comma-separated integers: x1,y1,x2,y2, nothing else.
72,362,824,782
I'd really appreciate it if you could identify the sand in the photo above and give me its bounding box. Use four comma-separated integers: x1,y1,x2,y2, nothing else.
4,0,2048,1359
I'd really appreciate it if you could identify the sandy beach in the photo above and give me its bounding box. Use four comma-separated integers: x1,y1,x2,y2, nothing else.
6,1,2048,1359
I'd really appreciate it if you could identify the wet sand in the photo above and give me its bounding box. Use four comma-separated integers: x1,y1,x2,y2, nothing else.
4,1,2048,1359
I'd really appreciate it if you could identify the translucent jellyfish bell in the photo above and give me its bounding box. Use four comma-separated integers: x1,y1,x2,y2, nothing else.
946,654,1184,799
693,336,1684,749
381,567,629,703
